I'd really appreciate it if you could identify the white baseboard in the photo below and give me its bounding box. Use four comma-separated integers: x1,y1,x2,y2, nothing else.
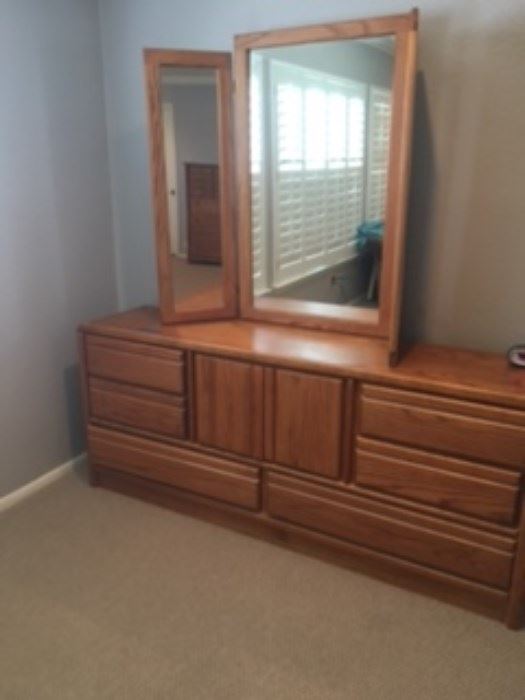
0,452,86,513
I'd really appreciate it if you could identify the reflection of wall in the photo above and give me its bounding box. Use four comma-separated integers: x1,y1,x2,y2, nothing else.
161,84,218,254
266,258,370,305
263,40,393,88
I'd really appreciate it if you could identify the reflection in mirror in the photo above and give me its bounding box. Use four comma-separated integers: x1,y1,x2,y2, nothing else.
159,66,224,313
250,37,394,310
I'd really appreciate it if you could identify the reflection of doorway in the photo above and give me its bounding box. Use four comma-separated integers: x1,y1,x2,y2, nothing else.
162,102,181,255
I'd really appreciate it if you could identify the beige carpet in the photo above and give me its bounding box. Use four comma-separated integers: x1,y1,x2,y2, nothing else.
1,465,525,700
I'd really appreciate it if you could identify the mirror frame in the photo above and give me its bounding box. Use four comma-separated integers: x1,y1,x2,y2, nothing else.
144,49,237,323
234,10,418,361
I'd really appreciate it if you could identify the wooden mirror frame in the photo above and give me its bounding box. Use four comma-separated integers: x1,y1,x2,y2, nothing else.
234,10,418,362
144,49,237,324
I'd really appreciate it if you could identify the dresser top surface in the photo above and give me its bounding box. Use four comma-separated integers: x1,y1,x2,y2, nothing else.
82,306,525,409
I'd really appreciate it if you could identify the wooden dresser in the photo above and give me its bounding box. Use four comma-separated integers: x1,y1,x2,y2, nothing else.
79,306,525,628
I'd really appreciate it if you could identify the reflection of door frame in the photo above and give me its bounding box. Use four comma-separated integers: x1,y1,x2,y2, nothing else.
162,101,183,256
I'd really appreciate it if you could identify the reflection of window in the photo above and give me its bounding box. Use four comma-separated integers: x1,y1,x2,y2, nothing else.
251,57,392,293
277,84,302,170
250,65,262,176
274,65,365,174
366,87,392,221
271,61,367,288
250,54,268,294
348,97,366,162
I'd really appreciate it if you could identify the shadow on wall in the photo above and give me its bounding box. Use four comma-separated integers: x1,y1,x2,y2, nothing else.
401,70,436,346
402,11,525,352
443,21,525,350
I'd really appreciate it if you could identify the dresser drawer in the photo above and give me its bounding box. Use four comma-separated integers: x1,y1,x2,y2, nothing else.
267,473,514,590
355,438,520,525
89,378,186,439
89,426,260,511
358,385,525,469
86,335,185,394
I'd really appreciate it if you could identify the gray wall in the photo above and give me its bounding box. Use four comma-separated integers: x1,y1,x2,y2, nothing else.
0,0,117,497
99,0,525,352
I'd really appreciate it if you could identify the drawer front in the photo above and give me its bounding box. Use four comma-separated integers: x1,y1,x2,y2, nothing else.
359,385,525,469
89,379,186,439
267,474,514,589
355,438,520,525
86,335,185,394
89,426,260,511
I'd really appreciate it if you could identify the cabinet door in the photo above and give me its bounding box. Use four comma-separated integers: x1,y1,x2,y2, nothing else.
194,354,264,458
274,369,344,479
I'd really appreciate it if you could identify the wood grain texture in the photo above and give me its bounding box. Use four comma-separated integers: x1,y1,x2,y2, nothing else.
263,367,275,463
274,370,343,479
267,473,514,590
89,378,186,439
379,25,418,364
89,426,260,511
341,380,356,482
143,49,236,323
355,438,520,525
234,10,418,347
506,490,525,628
194,354,264,458
270,470,515,552
265,464,516,538
234,11,418,49
358,385,525,469
186,351,197,442
232,33,252,324
80,310,525,412
86,335,185,394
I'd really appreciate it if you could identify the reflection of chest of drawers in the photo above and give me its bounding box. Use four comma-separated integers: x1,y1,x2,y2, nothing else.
186,163,221,264
79,307,525,629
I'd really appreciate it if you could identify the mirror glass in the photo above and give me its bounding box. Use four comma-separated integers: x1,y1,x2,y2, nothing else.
159,66,225,313
249,36,395,310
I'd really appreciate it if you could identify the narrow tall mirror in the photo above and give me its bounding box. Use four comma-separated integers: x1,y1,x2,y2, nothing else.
235,11,418,360
144,51,236,323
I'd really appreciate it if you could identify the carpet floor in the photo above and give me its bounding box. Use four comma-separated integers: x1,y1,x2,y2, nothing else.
1,465,525,699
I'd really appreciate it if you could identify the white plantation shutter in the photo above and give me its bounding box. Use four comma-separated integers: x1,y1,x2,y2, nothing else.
250,54,269,294
270,61,366,288
366,86,392,221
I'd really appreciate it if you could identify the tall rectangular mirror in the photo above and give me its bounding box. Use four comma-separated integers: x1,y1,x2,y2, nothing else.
144,50,236,323
250,37,394,308
235,12,417,360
